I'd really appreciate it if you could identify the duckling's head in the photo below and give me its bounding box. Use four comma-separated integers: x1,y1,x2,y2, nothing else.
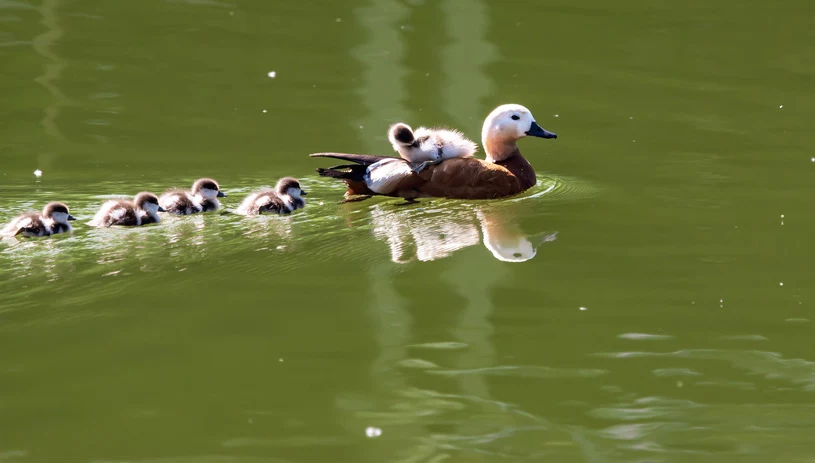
134,192,165,214
192,178,227,200
275,177,308,199
482,104,557,161
388,123,416,147
42,202,76,224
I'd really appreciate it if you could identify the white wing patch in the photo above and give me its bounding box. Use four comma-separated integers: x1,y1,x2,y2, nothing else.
110,207,127,221
365,159,414,194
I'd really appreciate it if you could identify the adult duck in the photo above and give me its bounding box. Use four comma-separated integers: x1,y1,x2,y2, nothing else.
310,104,557,200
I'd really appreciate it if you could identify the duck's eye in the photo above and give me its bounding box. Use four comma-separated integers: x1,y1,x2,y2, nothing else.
511,115,520,121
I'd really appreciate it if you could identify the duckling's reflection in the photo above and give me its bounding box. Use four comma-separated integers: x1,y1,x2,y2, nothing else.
370,203,557,263
239,214,293,243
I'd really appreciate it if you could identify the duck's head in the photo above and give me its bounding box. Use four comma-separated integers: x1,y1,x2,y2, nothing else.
134,192,165,214
42,202,76,224
192,178,226,200
388,123,416,147
482,104,557,162
275,177,308,199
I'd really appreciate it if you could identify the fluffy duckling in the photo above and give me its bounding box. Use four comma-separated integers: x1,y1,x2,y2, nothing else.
1,202,76,237
159,178,226,215
90,192,165,227
388,122,477,173
236,177,307,215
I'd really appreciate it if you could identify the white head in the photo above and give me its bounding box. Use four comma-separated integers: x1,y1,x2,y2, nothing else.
42,202,76,225
481,104,557,162
275,177,308,200
192,178,226,201
134,192,164,218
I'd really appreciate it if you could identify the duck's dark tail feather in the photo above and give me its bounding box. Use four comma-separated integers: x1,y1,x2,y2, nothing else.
310,152,390,165
315,164,369,182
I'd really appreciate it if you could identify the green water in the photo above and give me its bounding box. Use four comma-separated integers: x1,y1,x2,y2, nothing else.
2,0,815,461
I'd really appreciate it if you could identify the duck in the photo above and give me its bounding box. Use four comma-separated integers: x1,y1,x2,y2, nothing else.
159,178,226,215
310,104,557,200
388,123,477,173
89,192,165,227
236,177,307,215
1,202,76,237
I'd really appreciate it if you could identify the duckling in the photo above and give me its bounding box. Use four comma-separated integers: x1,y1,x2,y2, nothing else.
388,122,477,173
1,202,76,237
90,192,165,227
236,177,308,215
159,178,226,215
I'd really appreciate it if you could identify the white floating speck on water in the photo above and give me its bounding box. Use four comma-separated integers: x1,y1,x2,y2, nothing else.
554,114,559,118
336,17,342,22
365,427,382,438
33,169,42,178
779,105,783,109
267,71,276,78
278,358,284,362
579,307,587,311
629,116,634,120
262,109,267,113
781,214,785,218
779,282,784,286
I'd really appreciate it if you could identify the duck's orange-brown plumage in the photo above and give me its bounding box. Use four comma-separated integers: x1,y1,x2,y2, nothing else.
311,152,531,200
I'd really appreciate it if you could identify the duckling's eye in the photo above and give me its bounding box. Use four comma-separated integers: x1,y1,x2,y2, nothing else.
511,115,520,121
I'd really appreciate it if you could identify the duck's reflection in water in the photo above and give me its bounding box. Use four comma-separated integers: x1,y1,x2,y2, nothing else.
370,203,557,263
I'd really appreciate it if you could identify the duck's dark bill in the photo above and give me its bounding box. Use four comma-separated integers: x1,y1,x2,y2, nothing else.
67,215,77,221
301,191,308,196
526,121,557,139
217,191,227,197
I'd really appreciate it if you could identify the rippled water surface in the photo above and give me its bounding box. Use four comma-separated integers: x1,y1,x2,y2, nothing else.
2,0,815,462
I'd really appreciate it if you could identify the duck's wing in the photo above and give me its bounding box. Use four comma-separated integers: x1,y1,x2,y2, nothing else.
5,214,48,237
160,189,197,214
91,199,138,227
414,157,523,199
310,152,392,165
311,153,387,196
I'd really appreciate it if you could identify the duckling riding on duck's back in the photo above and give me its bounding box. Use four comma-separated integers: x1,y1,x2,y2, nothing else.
311,104,557,200
388,123,477,173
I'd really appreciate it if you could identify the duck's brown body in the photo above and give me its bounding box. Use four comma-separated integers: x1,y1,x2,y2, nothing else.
312,150,535,200
416,150,535,199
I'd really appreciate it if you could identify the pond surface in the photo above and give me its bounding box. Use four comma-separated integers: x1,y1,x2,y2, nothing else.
2,0,815,462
